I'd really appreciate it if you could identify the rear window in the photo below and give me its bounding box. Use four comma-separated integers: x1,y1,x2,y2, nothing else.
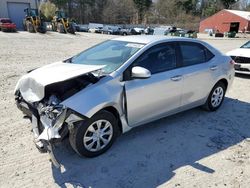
205,48,215,61
179,42,214,67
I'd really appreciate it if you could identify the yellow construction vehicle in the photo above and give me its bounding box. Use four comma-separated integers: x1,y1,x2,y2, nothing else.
51,11,75,34
23,8,46,33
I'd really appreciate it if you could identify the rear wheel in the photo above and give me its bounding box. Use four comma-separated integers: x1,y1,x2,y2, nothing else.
67,23,75,34
204,82,226,111
51,23,56,31
69,110,119,157
27,22,34,33
57,23,65,33
23,21,27,31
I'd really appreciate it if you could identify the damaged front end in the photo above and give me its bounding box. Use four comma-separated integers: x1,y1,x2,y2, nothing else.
15,93,85,167
15,91,85,165
14,62,104,166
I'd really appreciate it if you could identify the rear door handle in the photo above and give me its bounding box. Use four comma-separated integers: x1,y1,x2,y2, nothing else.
210,65,218,71
171,75,182,81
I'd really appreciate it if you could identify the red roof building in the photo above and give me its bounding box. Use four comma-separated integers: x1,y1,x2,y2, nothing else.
199,9,250,33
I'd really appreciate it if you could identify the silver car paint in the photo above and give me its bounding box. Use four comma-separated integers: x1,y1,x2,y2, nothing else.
60,37,234,133
125,68,182,126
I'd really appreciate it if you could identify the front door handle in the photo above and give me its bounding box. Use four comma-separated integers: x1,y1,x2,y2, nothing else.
171,75,182,81
210,65,218,71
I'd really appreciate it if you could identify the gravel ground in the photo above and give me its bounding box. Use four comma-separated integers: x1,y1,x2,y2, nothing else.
0,32,249,188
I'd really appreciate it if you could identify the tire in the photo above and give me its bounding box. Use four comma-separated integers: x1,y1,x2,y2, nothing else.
51,23,56,31
67,23,75,34
23,22,27,31
57,23,65,33
69,110,119,157
27,22,34,33
204,82,226,111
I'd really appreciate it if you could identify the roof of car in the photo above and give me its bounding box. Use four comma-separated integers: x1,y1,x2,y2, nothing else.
112,35,194,44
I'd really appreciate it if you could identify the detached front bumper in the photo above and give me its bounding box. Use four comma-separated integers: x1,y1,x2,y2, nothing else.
15,94,85,152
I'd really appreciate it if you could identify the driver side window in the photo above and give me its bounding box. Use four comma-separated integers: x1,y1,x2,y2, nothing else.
133,42,177,74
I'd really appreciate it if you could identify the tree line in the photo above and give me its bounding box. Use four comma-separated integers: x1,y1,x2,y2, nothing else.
40,0,250,30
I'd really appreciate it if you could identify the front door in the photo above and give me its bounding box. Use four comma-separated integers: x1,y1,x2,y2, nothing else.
124,42,182,127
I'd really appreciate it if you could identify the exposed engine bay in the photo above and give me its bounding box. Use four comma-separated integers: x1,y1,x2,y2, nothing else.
44,73,99,101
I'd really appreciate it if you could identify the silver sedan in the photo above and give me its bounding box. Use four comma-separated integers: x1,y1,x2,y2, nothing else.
15,36,235,158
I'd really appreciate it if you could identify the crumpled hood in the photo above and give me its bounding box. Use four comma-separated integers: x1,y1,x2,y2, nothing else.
15,62,104,103
226,48,250,58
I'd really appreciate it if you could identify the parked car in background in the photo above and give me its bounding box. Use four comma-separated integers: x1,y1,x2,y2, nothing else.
130,27,144,35
73,23,89,32
153,27,169,35
144,27,154,35
15,36,234,160
88,23,103,33
227,40,250,75
88,27,98,33
95,27,103,33
0,18,16,32
118,28,131,36
102,25,120,35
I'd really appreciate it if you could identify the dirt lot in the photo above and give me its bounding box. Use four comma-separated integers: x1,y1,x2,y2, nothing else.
0,32,249,188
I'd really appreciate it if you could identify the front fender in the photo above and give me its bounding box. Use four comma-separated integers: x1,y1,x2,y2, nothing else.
61,76,124,118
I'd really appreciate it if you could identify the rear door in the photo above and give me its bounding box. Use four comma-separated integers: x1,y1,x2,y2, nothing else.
124,42,183,126
177,41,217,108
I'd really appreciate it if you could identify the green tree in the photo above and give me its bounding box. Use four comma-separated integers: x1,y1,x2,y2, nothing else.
39,1,57,21
201,1,219,17
50,0,67,9
176,0,199,14
220,0,237,8
103,0,136,24
133,0,152,23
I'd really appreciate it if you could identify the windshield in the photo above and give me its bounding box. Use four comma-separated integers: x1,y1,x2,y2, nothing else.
69,40,144,74
30,9,38,17
58,11,66,18
241,41,250,48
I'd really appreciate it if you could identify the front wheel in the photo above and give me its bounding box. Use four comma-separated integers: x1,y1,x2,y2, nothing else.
204,82,226,111
69,110,119,157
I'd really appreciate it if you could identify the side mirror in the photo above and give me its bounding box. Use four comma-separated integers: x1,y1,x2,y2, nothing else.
131,66,151,79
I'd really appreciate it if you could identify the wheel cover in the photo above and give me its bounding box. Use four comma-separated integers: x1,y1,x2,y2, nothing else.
211,86,224,108
83,120,113,152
